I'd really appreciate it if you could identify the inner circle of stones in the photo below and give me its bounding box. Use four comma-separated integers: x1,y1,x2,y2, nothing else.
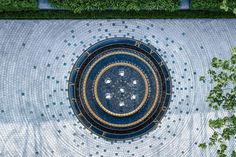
82,51,159,128
94,61,149,117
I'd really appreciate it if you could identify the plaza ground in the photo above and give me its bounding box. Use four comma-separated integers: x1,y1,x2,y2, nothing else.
0,19,235,156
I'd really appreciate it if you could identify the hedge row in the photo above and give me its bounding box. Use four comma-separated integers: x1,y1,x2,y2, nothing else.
49,0,180,13
191,0,236,10
0,10,235,19
0,0,37,12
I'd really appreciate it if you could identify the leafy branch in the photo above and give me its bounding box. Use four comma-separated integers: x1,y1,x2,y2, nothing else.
199,47,236,157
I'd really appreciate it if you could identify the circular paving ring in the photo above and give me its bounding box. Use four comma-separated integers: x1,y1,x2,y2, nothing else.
68,38,172,140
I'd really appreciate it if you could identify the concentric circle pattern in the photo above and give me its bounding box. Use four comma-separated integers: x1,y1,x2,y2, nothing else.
1,20,236,157
94,62,149,117
69,38,171,140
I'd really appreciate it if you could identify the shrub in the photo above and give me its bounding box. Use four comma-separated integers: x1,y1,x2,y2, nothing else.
49,0,180,13
0,0,37,12
191,0,236,10
0,10,235,19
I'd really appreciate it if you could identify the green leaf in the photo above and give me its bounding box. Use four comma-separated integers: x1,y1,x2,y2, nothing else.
233,9,236,15
232,150,236,157
198,143,207,149
220,144,227,151
200,76,206,82
222,60,230,70
199,46,236,157
212,57,219,68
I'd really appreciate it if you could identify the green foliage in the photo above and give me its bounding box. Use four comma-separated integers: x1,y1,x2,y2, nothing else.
220,0,236,15
217,144,227,157
0,10,235,19
232,151,236,157
191,0,224,10
200,76,206,82
198,143,207,149
0,0,37,12
191,0,236,12
199,47,236,156
221,0,230,12
49,0,180,13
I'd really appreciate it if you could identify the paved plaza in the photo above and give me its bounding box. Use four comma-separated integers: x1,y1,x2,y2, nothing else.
0,19,236,156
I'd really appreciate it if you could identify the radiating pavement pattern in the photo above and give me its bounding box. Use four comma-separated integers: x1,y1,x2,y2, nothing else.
0,20,235,157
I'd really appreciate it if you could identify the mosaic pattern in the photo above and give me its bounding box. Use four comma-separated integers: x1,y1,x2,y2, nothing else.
0,20,236,156
69,38,171,139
